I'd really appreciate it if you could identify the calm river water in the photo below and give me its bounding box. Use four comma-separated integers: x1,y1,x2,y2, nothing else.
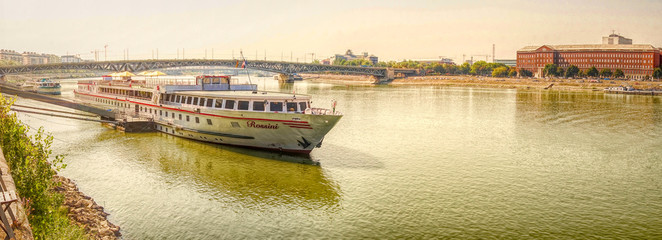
12,77,662,239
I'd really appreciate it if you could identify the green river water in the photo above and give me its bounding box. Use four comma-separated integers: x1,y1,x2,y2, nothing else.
12,78,662,239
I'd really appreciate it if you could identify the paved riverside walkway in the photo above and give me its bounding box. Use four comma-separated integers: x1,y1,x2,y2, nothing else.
0,146,34,240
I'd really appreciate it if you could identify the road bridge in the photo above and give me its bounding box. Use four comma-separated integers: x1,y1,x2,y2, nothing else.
0,59,396,80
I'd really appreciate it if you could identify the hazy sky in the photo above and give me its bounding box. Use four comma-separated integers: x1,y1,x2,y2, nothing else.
2,0,662,62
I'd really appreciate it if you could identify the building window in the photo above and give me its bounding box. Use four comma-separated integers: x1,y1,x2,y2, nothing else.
195,117,199,123
206,99,213,107
215,99,223,108
186,115,190,122
207,119,212,125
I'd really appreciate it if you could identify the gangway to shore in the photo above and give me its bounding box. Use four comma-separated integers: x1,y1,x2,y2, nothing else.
1,82,155,132
0,82,116,119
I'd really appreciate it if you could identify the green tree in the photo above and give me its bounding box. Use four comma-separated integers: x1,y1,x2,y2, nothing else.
613,69,625,79
458,62,471,75
557,68,565,78
586,67,599,77
565,65,580,78
508,68,517,77
543,64,558,77
519,69,533,77
599,69,613,78
0,95,87,239
432,63,446,75
0,59,20,66
491,66,509,77
652,68,662,79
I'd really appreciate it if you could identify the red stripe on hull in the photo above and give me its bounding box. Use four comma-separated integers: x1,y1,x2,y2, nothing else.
75,90,313,124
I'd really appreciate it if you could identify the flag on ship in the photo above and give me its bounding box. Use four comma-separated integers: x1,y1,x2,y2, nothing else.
235,60,239,68
241,60,246,69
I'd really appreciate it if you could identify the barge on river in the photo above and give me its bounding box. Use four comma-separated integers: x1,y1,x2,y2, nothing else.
74,75,342,154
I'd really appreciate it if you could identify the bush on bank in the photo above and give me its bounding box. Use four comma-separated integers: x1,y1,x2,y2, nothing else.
0,94,87,239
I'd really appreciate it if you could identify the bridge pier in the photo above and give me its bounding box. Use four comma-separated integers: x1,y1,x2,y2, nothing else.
275,73,292,82
373,68,395,84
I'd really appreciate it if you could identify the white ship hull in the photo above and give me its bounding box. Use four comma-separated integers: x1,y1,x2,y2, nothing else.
74,82,341,154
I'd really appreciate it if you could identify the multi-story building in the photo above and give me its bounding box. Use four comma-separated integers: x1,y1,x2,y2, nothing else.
494,59,516,67
327,49,378,65
413,58,456,65
0,49,24,64
517,34,661,79
61,55,83,63
22,52,49,65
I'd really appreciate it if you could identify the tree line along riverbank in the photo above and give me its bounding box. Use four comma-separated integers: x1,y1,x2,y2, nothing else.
301,73,662,92
0,94,120,239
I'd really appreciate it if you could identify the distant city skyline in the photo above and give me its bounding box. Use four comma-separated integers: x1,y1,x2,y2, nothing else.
2,0,662,62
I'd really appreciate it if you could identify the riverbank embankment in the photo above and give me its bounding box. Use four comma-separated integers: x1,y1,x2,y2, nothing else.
0,145,121,240
52,176,121,240
0,147,33,240
302,73,662,92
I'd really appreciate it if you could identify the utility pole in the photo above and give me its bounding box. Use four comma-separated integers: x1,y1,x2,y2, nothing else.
156,48,159,60
290,51,293,62
264,49,266,61
104,44,108,61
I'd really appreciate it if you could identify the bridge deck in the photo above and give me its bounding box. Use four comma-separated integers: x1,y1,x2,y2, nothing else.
0,59,391,78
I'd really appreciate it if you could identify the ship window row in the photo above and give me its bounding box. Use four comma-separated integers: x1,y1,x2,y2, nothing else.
98,87,153,100
136,104,219,126
161,94,308,113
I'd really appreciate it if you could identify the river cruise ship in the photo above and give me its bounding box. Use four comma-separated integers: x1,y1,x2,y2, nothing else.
22,78,61,95
74,75,342,154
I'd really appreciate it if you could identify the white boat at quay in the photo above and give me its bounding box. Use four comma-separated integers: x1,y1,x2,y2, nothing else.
22,78,62,95
74,75,342,154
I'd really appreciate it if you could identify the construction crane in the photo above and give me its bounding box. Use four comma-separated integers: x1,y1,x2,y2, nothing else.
90,50,99,61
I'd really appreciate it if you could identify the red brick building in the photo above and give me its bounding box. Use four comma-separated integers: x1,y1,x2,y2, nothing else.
517,34,662,79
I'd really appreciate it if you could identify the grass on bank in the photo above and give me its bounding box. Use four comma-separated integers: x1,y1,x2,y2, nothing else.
0,94,88,239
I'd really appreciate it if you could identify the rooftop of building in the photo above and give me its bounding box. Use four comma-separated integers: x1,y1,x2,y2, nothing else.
518,44,659,52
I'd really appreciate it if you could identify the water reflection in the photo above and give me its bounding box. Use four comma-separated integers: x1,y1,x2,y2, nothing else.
515,91,662,133
121,132,342,209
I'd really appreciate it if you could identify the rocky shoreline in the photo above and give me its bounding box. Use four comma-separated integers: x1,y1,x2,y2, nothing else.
52,176,121,240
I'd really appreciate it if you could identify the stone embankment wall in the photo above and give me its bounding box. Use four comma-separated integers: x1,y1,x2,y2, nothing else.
0,147,34,240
